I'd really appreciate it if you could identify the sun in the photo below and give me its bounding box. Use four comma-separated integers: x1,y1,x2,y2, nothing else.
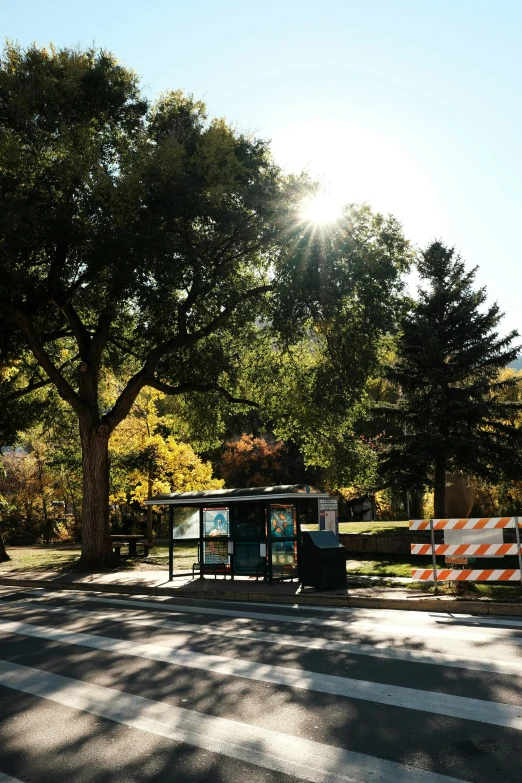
272,121,445,244
299,193,342,225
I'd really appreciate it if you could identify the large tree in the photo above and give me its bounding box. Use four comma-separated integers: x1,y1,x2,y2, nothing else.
380,241,522,517
253,205,413,488
0,42,311,566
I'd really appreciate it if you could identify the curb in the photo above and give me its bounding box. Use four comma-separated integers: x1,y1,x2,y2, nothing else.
2,575,522,616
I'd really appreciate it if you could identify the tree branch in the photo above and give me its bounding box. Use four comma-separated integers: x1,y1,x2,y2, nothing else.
3,377,52,402
12,310,85,414
48,240,92,359
3,355,81,403
101,283,273,433
144,283,274,372
90,309,115,372
148,377,261,407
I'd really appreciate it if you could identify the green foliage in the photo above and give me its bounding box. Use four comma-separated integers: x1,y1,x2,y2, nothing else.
0,42,416,557
380,241,522,512
0,41,312,563
257,206,412,488
0,42,296,413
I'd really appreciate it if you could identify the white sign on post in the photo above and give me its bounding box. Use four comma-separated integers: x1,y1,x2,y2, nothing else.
444,527,504,557
319,498,339,535
324,510,337,533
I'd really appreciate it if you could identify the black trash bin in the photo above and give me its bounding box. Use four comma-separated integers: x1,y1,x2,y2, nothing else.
300,530,346,590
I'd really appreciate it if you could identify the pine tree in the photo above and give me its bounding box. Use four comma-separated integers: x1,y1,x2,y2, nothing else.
381,241,522,517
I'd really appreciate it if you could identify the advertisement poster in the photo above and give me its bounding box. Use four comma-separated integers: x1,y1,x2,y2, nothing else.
270,505,296,538
203,507,229,537
203,540,229,565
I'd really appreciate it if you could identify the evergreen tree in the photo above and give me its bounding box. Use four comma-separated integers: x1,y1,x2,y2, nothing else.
380,241,522,517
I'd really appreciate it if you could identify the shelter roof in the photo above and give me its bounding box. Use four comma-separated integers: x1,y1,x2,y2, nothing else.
146,484,330,505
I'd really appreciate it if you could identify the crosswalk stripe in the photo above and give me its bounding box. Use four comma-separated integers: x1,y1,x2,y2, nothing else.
25,591,350,626
2,617,522,730
3,598,522,676
17,588,522,631
19,591,522,643
0,660,469,783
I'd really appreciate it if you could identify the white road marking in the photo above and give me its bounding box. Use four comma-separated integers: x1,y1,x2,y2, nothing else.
0,661,469,783
2,617,522,730
16,590,522,643
5,586,522,630
2,598,522,676
435,614,522,628
0,774,25,783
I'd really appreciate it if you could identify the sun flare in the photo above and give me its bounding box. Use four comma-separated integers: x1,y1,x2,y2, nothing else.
272,121,445,244
299,193,342,225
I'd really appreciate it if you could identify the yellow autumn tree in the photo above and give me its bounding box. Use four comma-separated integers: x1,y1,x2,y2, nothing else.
109,387,223,538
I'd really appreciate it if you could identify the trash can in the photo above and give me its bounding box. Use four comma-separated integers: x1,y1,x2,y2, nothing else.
300,530,346,590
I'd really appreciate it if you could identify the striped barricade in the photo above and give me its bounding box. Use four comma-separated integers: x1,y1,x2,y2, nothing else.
409,517,522,590
410,518,515,530
411,544,521,556
412,568,522,582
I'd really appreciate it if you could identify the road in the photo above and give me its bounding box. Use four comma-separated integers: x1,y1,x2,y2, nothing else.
0,586,521,782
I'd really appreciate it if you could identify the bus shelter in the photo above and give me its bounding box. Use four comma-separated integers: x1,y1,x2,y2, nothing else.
146,484,337,582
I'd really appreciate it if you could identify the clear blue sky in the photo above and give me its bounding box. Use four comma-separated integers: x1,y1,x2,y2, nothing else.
3,0,522,335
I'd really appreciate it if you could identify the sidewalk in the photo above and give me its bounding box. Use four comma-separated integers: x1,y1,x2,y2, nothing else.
2,567,522,616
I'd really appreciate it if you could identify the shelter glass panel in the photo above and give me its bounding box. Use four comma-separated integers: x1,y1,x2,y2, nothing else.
231,501,265,541
299,498,320,530
234,542,265,576
173,507,200,540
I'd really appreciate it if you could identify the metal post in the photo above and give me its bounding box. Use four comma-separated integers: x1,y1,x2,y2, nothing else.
229,502,234,581
430,518,438,595
199,506,204,580
267,501,273,584
514,516,522,586
168,505,174,582
296,499,301,583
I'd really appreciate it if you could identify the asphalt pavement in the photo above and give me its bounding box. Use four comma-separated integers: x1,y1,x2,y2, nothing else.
0,586,521,782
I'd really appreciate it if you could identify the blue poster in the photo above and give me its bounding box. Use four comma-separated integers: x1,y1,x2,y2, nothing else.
270,505,295,538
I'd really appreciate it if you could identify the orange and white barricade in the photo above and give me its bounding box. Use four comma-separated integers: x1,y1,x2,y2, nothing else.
409,517,522,592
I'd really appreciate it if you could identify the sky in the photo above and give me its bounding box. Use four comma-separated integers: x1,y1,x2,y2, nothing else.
3,0,522,336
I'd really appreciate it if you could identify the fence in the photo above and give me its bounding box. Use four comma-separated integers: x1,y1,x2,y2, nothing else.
409,517,522,593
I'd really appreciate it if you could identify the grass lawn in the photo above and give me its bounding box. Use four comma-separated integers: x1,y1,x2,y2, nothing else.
0,545,82,573
0,542,201,573
346,553,427,577
346,553,522,576
143,544,198,571
339,521,409,534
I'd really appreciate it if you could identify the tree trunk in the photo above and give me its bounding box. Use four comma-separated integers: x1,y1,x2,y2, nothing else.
146,460,153,543
409,489,424,520
434,453,447,518
0,529,10,563
37,460,50,544
78,419,114,568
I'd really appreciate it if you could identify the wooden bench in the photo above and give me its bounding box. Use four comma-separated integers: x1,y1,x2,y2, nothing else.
136,539,153,557
111,540,127,557
111,538,154,557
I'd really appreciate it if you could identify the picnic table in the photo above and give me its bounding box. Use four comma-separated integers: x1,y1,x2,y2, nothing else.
110,534,152,557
